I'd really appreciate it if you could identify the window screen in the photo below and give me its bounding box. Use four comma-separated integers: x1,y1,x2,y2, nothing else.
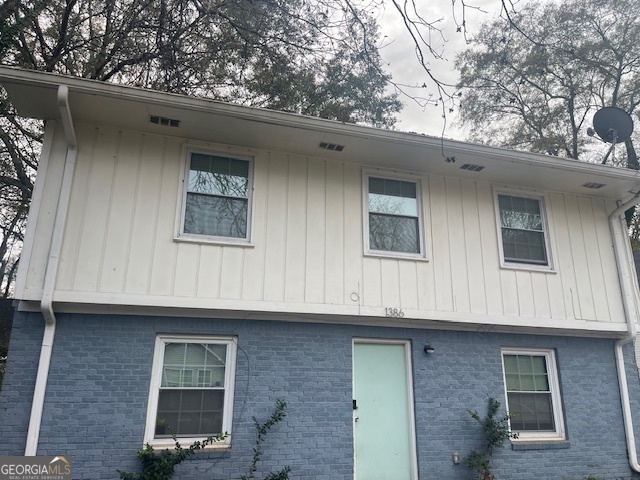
183,153,250,239
498,194,548,265
156,342,227,437
368,177,421,254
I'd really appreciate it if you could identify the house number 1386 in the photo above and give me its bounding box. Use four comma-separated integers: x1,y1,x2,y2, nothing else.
385,307,404,318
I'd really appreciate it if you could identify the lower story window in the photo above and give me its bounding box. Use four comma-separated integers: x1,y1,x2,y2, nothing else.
144,336,237,447
501,348,565,440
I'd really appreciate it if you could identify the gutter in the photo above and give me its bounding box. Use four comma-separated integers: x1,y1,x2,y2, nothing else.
25,85,77,456
609,192,640,473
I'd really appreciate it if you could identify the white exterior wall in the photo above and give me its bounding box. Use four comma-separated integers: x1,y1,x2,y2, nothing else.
18,123,626,328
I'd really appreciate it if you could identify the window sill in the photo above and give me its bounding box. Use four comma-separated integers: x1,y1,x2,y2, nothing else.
174,235,254,248
146,438,231,451
364,251,429,262
511,440,569,451
500,262,556,273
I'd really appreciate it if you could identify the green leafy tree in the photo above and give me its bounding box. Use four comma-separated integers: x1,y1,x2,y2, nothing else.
456,0,640,231
0,0,406,295
456,0,640,162
2,0,402,123
0,0,557,296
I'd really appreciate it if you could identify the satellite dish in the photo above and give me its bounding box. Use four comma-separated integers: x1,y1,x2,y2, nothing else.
592,107,634,144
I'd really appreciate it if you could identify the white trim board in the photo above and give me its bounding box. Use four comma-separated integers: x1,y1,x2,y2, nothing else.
17,297,630,338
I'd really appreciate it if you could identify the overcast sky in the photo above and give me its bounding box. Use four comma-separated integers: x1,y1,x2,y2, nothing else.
377,0,506,140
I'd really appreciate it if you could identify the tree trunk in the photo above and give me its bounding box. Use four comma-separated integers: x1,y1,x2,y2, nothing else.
625,138,638,226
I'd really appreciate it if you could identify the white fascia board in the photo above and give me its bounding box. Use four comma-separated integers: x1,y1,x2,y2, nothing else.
0,68,636,174
2,67,640,198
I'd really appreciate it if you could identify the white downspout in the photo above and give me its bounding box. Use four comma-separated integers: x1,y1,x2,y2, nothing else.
25,85,77,456
609,192,640,473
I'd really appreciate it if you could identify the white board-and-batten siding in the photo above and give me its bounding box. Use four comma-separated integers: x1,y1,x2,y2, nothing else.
18,123,626,329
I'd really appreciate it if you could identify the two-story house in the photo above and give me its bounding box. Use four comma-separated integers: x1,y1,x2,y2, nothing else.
1,67,640,479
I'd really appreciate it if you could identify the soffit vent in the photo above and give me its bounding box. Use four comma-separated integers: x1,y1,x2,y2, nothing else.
150,115,181,128
582,182,606,189
319,142,345,152
460,163,485,172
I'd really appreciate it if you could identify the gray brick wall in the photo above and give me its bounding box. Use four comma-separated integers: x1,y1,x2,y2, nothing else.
1,312,640,480
0,311,43,453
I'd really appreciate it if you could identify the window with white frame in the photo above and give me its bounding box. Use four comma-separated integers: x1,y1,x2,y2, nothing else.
365,175,423,256
145,336,237,446
496,193,550,267
501,348,565,440
181,151,252,240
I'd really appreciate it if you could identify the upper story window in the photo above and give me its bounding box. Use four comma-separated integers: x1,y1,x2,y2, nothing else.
501,348,565,441
364,174,424,258
496,193,552,269
180,150,252,242
144,335,237,448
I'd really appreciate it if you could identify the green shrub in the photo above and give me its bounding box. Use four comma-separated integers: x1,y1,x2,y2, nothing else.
241,398,290,480
118,432,228,480
118,399,290,480
465,397,517,480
